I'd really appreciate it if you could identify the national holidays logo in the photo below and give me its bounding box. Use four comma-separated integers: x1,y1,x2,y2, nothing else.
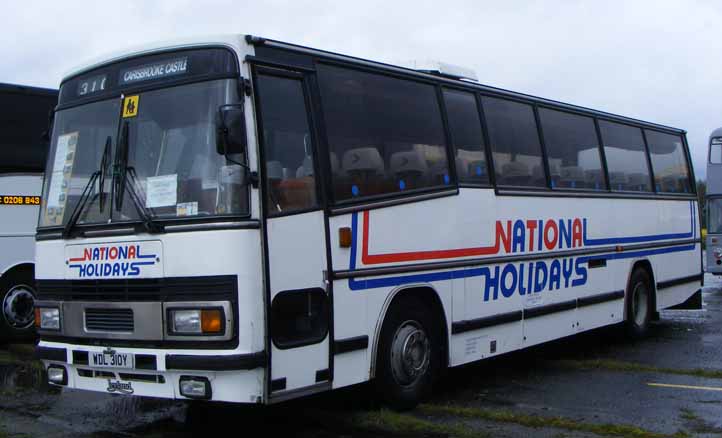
68,244,158,278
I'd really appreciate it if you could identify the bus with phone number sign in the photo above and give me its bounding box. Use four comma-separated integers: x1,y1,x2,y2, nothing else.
33,35,701,409
0,83,57,343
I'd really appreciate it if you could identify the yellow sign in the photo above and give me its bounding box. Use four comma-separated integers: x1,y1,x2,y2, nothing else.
122,95,139,118
0,195,41,205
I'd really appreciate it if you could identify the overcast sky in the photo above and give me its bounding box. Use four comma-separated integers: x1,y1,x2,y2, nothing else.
1,0,719,179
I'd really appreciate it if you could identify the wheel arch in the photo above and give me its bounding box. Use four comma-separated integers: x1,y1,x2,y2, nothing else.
0,262,35,285
625,258,656,319
369,283,449,379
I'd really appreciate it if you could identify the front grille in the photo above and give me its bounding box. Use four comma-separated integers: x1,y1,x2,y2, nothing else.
37,275,238,302
85,308,134,332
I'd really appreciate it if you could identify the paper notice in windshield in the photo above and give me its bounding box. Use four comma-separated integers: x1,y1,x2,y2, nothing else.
176,202,198,217
146,174,177,208
45,132,79,225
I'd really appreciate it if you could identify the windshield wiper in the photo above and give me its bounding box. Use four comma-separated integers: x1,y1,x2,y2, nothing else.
124,166,163,233
62,136,112,238
113,121,163,234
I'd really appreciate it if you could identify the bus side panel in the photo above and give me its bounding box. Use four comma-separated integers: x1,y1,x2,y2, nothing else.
654,241,703,310
329,214,371,389
0,175,42,275
327,188,699,379
650,200,701,310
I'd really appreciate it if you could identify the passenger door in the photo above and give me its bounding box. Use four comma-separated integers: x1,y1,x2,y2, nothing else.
253,66,331,399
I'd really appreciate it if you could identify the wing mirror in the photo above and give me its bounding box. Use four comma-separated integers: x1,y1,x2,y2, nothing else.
216,104,247,155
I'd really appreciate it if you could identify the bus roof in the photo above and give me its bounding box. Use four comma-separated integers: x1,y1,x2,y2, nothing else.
710,127,722,140
60,34,247,83
60,33,685,135
253,35,686,135
0,83,57,97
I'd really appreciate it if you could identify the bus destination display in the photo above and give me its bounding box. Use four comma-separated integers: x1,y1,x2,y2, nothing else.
77,74,107,96
119,57,188,85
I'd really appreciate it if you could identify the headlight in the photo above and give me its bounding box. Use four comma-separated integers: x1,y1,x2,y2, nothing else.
179,376,212,399
35,307,60,330
47,365,67,385
712,137,722,145
169,309,223,335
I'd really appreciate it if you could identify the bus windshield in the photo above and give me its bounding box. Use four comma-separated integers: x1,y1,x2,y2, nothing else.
39,79,248,228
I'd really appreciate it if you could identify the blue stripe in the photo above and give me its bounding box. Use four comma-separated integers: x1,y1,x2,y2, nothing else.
348,202,697,291
582,201,694,246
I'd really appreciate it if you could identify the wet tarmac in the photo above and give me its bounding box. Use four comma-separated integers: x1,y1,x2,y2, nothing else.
3,275,722,437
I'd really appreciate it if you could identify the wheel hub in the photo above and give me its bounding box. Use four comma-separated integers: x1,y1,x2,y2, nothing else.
389,321,430,387
632,282,649,327
2,285,36,329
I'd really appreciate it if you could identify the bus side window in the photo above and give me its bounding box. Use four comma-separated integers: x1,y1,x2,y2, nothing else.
255,73,318,215
598,121,653,192
442,89,489,185
644,130,692,194
711,141,722,164
317,64,449,202
482,96,546,188
538,108,607,191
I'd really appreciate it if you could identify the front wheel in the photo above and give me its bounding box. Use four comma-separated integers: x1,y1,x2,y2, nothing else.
625,268,653,338
0,268,37,343
374,299,440,410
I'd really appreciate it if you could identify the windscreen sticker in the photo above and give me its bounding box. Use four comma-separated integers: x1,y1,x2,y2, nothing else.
45,132,78,225
122,95,139,118
176,201,198,217
146,174,177,208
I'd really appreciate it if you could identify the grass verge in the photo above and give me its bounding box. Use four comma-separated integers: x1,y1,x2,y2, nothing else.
419,404,689,438
555,359,722,380
352,409,489,438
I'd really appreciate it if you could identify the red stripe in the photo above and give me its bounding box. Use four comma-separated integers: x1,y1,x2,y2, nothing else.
68,256,86,262
360,210,502,265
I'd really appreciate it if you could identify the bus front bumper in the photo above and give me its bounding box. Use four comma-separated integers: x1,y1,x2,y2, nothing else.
36,342,266,403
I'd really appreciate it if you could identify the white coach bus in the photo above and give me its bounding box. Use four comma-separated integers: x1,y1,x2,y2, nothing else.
0,83,57,342
35,35,701,408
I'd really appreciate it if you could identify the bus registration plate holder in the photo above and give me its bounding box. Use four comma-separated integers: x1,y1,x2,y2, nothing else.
91,350,134,369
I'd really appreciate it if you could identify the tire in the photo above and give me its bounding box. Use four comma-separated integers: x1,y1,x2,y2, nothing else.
0,267,37,343
374,298,441,410
625,268,653,338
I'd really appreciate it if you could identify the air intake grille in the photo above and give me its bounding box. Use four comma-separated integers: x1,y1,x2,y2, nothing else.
85,308,134,332
37,275,237,302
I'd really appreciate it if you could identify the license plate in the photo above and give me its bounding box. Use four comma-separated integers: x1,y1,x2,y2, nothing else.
91,351,134,369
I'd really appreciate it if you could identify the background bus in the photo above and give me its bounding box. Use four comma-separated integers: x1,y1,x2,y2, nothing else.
0,83,57,343
34,35,701,409
707,127,722,273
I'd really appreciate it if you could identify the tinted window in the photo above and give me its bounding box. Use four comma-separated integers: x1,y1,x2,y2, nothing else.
482,97,545,188
709,198,722,234
443,90,489,184
256,73,318,214
598,121,652,192
711,139,722,164
317,65,450,202
271,288,329,349
538,108,606,190
644,130,692,194
0,91,57,173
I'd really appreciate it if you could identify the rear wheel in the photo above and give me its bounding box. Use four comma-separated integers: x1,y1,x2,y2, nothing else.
374,298,440,410
0,268,37,343
625,268,653,338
